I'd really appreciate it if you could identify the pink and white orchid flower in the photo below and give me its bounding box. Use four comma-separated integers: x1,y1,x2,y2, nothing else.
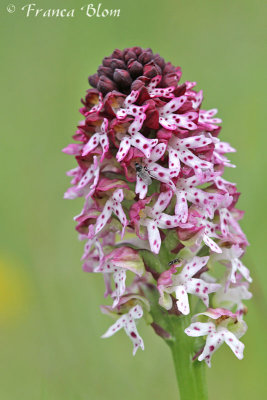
102,305,144,355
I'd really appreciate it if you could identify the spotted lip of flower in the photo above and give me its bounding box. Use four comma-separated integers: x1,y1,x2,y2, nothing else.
185,308,247,367
212,245,252,288
158,256,221,314
135,142,179,199
158,96,198,131
94,247,145,307
213,279,252,311
115,92,158,161
94,188,128,239
132,190,193,254
63,156,100,200
81,118,109,163
101,305,144,355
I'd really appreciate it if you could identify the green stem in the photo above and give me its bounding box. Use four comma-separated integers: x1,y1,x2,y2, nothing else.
167,314,208,400
142,285,208,400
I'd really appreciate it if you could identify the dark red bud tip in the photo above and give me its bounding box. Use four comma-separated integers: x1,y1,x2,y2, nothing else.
128,61,143,78
162,72,179,88
88,47,178,95
153,55,165,69
163,62,176,74
110,59,126,70
111,49,124,59
132,46,142,56
143,64,159,78
131,79,145,91
97,76,117,95
113,69,132,88
97,66,113,79
138,51,153,64
88,73,99,88
102,57,113,67
124,50,137,63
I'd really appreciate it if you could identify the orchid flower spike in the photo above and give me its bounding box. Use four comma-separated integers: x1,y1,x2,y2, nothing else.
64,47,250,390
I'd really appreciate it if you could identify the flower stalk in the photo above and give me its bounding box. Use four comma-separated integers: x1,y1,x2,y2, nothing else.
169,314,208,400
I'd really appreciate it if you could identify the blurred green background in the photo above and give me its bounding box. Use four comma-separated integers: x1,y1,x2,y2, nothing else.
0,0,266,399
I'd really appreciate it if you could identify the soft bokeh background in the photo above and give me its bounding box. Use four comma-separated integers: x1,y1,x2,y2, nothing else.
0,0,266,399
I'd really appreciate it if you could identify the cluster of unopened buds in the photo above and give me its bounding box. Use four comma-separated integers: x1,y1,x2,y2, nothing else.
63,47,251,366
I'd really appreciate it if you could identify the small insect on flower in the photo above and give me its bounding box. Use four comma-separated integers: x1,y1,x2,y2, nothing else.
168,258,182,266
135,162,152,186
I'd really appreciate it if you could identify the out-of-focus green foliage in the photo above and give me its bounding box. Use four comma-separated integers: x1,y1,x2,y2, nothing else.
0,1,266,398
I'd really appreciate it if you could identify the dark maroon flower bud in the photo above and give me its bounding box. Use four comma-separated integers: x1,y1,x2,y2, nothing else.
136,86,150,104
110,59,126,70
153,55,165,69
145,108,159,129
138,51,153,64
131,79,145,91
162,72,179,87
97,76,117,95
113,69,132,89
128,60,143,78
143,62,160,78
111,49,124,59
163,62,176,74
88,47,179,95
179,100,194,113
173,83,187,97
88,73,99,88
132,46,142,56
102,57,113,67
98,66,113,79
124,50,137,63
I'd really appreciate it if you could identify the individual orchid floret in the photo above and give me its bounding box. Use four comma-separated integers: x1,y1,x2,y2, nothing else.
213,175,237,193
83,91,104,115
183,81,203,109
94,189,128,238
213,280,252,311
62,143,83,156
185,308,247,367
135,143,179,199
64,156,100,199
82,118,109,162
197,217,222,253
211,245,252,286
116,90,148,120
158,96,198,131
212,141,236,168
135,190,189,254
219,208,248,245
177,209,222,254
82,234,104,265
174,173,228,222
198,109,222,131
116,113,158,161
146,75,175,98
94,247,145,307
189,90,203,110
168,136,213,178
101,305,144,355
158,256,221,314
